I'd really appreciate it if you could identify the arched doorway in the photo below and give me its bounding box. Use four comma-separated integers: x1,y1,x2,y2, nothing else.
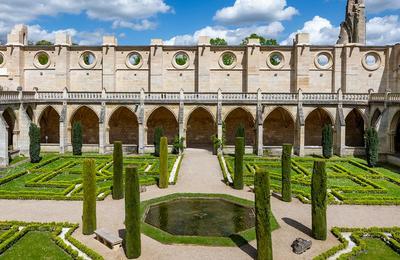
2,108,16,150
109,107,138,145
392,111,400,154
186,107,216,148
39,106,60,143
224,108,255,146
305,108,333,146
147,107,178,145
263,107,294,146
70,106,99,144
345,109,365,147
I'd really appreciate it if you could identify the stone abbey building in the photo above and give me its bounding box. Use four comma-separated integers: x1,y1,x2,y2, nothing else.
0,0,400,166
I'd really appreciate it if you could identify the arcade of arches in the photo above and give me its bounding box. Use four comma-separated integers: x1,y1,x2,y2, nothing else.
39,107,60,143
345,109,365,147
147,107,178,145
305,108,332,146
2,108,16,150
263,108,294,146
70,106,99,144
225,108,255,146
186,107,216,148
109,107,138,145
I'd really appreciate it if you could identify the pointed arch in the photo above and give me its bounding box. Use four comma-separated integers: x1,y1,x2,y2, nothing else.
371,109,381,129
345,109,365,147
39,106,60,143
147,106,178,145
2,108,17,150
263,107,295,146
186,107,216,148
70,106,99,144
224,107,255,146
305,108,333,146
390,110,400,153
108,106,138,145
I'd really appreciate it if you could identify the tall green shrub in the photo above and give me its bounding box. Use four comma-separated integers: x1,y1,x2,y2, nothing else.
311,160,327,240
154,127,163,157
235,124,245,139
124,166,141,259
159,137,169,189
281,144,292,202
234,137,244,190
322,124,333,158
82,159,96,235
365,127,379,167
29,123,41,163
72,122,83,156
254,167,273,260
112,141,124,200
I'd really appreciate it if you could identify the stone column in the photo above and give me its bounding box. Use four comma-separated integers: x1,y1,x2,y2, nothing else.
256,89,263,156
294,89,305,156
149,39,163,92
6,25,27,90
197,36,211,92
217,89,223,142
102,36,117,91
59,103,67,154
55,32,71,90
334,89,346,156
246,38,261,92
0,114,9,167
138,89,145,154
18,103,31,155
179,89,185,146
98,102,106,154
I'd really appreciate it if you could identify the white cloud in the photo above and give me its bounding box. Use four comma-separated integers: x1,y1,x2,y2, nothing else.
281,16,339,45
366,0,400,13
165,22,284,45
112,20,157,31
214,0,298,25
366,15,400,45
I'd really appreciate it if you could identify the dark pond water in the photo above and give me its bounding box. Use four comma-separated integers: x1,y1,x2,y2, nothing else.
144,198,255,237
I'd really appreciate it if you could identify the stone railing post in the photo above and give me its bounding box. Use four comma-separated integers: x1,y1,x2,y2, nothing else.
62,87,68,100
138,89,145,154
101,88,107,99
256,89,263,156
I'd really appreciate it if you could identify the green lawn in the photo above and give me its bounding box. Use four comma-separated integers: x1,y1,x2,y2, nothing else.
222,155,400,205
0,153,177,200
0,231,72,260
355,238,400,260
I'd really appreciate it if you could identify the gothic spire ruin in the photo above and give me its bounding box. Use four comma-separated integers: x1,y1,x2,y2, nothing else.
337,0,366,45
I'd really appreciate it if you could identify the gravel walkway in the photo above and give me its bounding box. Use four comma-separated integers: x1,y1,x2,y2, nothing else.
1,148,399,260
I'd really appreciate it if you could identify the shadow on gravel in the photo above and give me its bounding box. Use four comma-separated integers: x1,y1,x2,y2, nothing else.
282,217,312,237
229,234,256,259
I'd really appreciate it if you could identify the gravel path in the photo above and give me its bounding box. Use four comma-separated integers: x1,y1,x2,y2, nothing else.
1,149,399,259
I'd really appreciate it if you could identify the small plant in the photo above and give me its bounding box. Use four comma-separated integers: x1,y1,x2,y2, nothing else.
29,123,41,163
234,137,244,190
124,166,141,259
112,141,124,200
154,127,163,157
159,137,169,189
72,122,83,156
172,136,185,154
322,124,333,158
254,167,273,260
365,127,379,167
82,159,96,235
281,144,292,202
211,135,222,155
311,160,327,240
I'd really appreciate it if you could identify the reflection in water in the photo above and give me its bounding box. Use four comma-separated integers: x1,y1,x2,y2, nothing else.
145,199,255,237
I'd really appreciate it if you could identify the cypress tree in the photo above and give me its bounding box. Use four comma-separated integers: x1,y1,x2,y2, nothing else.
159,137,169,188
29,123,41,163
254,167,273,260
322,124,333,158
311,160,327,240
234,137,244,190
281,144,292,202
235,123,245,139
365,127,379,167
82,159,97,235
112,141,124,200
72,121,83,156
124,166,141,259
154,127,163,157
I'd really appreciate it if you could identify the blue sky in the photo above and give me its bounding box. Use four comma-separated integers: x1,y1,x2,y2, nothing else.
0,0,399,45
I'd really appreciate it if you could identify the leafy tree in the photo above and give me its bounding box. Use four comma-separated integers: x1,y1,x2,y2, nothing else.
254,167,273,260
241,33,278,46
154,127,163,157
322,124,333,158
72,122,83,155
124,166,141,259
35,40,53,46
281,144,292,202
311,160,327,240
365,127,379,167
82,159,97,235
210,37,228,46
159,137,169,189
234,137,244,190
112,141,124,200
29,123,41,163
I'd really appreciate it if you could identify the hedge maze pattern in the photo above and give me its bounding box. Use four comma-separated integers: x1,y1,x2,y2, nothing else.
223,156,400,205
0,154,177,200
